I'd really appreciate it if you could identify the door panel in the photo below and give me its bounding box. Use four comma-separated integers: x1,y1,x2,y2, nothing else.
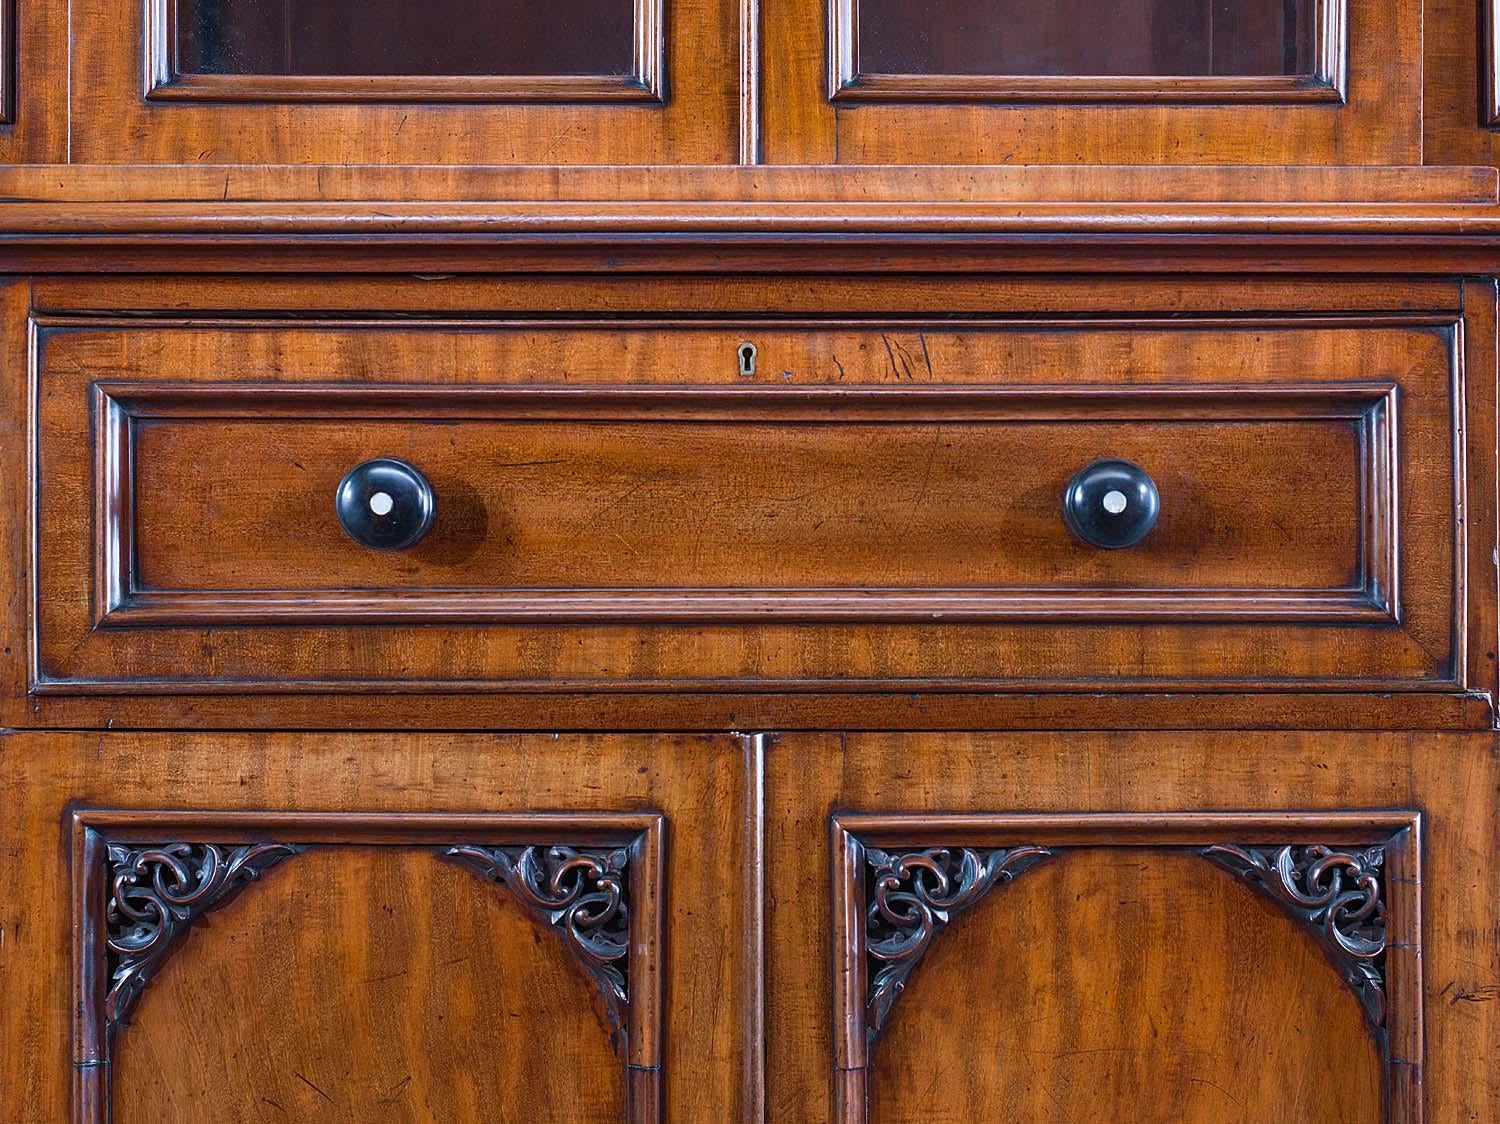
764,0,1418,163
766,732,1500,1124
864,848,1386,1124
67,0,734,163
0,732,753,1123
106,843,640,1123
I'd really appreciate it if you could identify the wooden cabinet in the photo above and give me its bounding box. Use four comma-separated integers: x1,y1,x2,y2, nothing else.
0,0,1468,165
66,0,739,163
4,0,1500,1121
767,0,1422,164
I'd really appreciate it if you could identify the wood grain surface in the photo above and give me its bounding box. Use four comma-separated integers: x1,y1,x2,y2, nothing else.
0,732,756,1123
28,313,1464,696
765,731,1500,1124
112,846,630,1123
869,849,1384,1124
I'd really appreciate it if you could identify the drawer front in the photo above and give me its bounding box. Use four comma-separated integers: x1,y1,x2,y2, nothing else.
34,315,1465,694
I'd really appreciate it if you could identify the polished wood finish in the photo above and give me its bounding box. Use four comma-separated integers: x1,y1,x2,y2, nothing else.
831,811,1420,1123
831,0,1343,104
157,0,660,103
111,847,635,1123
67,0,735,164
74,810,665,1122
4,2,1500,1120
4,274,1496,731
768,0,1413,164
865,850,1389,1124
1,164,1495,203
95,380,1403,625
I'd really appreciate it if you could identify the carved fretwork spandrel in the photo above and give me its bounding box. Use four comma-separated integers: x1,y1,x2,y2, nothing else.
104,841,301,1030
863,844,1054,1040
445,844,633,1046
1202,842,1388,1026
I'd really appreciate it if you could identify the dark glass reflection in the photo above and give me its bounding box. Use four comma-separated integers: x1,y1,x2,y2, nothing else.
176,0,636,76
857,0,1316,77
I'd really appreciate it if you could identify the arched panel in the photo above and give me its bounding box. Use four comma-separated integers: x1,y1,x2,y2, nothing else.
112,846,628,1123
830,811,1422,1124
70,809,666,1123
869,848,1382,1124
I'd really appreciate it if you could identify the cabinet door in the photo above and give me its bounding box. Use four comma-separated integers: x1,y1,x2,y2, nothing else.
767,732,1500,1122
0,732,756,1122
763,0,1421,163
68,0,739,163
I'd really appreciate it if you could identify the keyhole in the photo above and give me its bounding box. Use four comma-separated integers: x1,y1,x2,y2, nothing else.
369,491,395,516
737,342,757,378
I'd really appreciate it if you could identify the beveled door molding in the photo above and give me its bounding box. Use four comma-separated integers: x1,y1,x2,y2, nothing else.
1487,0,1500,124
831,810,1422,1124
142,0,664,103
71,809,665,1124
829,0,1347,104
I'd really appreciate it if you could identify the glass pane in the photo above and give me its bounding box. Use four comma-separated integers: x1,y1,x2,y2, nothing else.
176,0,636,76
857,0,1316,77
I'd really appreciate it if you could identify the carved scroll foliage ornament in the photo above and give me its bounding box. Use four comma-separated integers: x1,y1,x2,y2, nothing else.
446,844,632,1039
864,844,1053,1039
1202,843,1388,1026
104,841,300,1029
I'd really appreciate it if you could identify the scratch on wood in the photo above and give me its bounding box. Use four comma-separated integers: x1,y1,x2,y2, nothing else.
293,1071,336,1105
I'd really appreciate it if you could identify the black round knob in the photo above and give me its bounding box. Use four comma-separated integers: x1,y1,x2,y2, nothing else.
335,458,436,551
1062,459,1159,549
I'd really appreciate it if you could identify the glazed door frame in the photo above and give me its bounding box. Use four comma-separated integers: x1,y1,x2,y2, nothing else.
762,0,1422,163
66,0,741,163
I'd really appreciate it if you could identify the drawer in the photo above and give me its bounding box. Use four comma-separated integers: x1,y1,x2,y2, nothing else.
31,313,1477,698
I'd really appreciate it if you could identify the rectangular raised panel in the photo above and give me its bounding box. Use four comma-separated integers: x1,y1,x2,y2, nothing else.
32,313,1462,695
151,0,663,102
830,811,1422,1124
91,380,1399,628
832,0,1347,103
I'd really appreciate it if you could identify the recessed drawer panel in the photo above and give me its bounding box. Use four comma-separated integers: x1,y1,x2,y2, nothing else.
33,316,1462,694
106,381,1389,623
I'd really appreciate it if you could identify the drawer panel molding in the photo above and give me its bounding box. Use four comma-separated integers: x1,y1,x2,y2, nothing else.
29,309,1479,711
91,379,1403,628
